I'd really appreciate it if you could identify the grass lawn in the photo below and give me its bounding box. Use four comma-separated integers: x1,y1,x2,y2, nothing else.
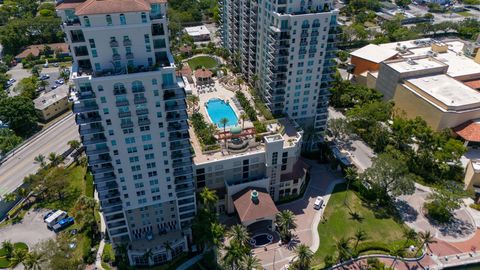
456,11,472,17
313,183,409,268
0,242,29,268
187,56,218,70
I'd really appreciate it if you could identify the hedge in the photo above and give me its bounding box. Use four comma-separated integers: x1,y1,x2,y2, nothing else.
355,241,391,255
235,91,257,121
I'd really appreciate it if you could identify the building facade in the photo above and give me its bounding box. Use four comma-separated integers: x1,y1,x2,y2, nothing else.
34,85,69,122
56,0,196,266
220,0,339,133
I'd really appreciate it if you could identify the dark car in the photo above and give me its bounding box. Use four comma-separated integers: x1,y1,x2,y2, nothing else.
52,217,74,233
43,210,55,221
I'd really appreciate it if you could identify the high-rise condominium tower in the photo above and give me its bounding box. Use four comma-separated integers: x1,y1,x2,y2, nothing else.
220,0,338,133
56,0,195,266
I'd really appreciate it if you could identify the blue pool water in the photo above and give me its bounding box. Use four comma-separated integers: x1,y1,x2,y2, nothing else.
206,98,238,127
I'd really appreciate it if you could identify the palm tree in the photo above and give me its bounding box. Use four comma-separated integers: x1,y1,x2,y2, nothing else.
3,193,17,203
17,188,29,198
276,210,297,243
240,113,247,130
294,244,313,270
187,95,200,112
163,241,173,259
222,241,244,270
389,245,405,268
10,248,27,268
1,241,14,259
67,140,81,151
402,228,417,247
226,224,250,249
211,222,225,270
23,251,45,270
416,230,437,256
37,79,49,90
220,117,229,149
344,167,357,206
335,237,352,262
34,154,46,168
353,229,367,251
142,248,153,265
241,254,262,270
200,187,218,211
48,152,62,167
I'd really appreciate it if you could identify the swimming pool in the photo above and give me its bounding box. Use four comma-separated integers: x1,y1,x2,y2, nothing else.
206,98,238,128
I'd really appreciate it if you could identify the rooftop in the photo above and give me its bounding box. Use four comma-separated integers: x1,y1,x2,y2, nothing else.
57,0,166,15
453,119,480,142
15,43,69,59
34,86,69,110
233,188,279,223
350,44,398,64
184,25,210,37
385,57,447,73
404,74,480,111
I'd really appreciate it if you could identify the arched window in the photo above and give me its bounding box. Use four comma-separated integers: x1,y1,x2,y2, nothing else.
302,20,309,28
83,16,90,27
119,14,126,25
141,12,147,23
312,19,319,27
132,81,144,92
106,14,112,25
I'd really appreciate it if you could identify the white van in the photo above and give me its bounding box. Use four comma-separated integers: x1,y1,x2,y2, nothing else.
45,210,67,229
314,196,324,210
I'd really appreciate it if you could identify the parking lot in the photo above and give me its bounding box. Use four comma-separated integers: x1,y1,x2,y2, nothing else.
6,64,67,97
0,208,56,247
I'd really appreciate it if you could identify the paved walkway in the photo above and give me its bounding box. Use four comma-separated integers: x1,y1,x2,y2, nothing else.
255,161,344,270
94,190,107,270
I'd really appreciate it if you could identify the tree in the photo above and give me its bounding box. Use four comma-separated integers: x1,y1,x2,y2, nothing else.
48,152,62,167
240,113,247,130
37,79,49,90
389,244,405,268
424,183,466,223
292,244,313,270
276,210,297,243
3,192,17,202
43,167,70,200
335,237,352,261
241,254,262,270
402,228,417,247
199,187,218,211
31,66,42,77
10,248,28,267
220,117,229,149
187,94,199,112
226,224,250,250
0,128,22,154
67,140,81,151
142,249,153,264
395,0,411,8
353,229,367,251
34,154,46,168
0,96,38,137
2,240,14,259
361,153,414,202
24,251,45,270
328,118,350,141
222,241,244,270
15,76,39,99
416,231,436,256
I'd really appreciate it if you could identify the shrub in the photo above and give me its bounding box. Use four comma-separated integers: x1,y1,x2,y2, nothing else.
253,121,267,133
190,113,217,148
102,243,115,263
356,241,391,254
470,203,480,211
235,91,257,121
425,201,453,223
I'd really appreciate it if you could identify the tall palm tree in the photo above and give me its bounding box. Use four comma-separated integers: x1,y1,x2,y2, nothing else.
187,95,200,112
276,210,297,243
222,241,244,270
34,154,46,168
1,241,13,259
10,248,27,268
17,188,29,198
294,244,313,270
335,237,352,262
241,254,262,270
416,230,437,256
67,140,81,151
344,167,357,206
163,241,173,258
211,222,225,270
48,152,62,167
220,117,229,149
37,79,49,90
389,245,405,268
240,113,247,130
226,224,250,249
402,228,417,247
23,251,45,270
142,248,153,264
200,187,218,211
3,193,17,203
353,229,367,251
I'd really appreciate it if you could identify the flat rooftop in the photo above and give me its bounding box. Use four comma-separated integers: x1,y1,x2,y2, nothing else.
184,25,210,37
34,86,69,110
350,44,398,64
404,74,480,111
386,57,447,73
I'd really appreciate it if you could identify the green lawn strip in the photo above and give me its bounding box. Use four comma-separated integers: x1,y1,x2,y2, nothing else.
456,11,472,17
187,56,218,69
313,183,408,268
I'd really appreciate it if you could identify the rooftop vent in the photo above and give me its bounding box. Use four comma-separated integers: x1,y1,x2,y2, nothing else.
251,190,259,204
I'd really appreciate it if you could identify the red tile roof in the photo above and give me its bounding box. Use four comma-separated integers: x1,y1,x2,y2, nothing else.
194,68,213,79
233,188,278,223
58,0,167,15
453,120,480,142
463,80,480,90
15,43,69,59
280,158,310,182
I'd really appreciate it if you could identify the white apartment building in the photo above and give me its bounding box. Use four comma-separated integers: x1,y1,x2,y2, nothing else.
56,0,196,266
220,0,339,133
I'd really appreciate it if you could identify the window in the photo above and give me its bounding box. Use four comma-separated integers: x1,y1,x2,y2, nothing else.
94,63,101,71
141,134,152,141
83,16,90,27
125,137,136,144
97,85,104,91
120,14,126,25
89,39,96,48
141,12,147,23
106,15,112,25
91,49,97,58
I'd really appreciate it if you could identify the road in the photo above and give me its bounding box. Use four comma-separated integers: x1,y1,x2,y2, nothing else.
0,113,79,197
328,107,374,171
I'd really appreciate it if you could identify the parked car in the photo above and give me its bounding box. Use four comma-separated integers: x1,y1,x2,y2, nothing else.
314,196,324,210
39,74,50,80
52,217,74,233
51,85,58,90
43,210,56,221
55,79,64,85
53,63,59,67
7,79,16,84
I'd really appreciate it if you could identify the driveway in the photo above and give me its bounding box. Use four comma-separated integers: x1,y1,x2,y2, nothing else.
255,161,344,270
6,64,30,96
0,208,56,247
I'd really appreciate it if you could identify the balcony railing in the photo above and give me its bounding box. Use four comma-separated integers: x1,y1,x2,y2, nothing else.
116,100,129,106
73,103,99,113
134,97,147,104
123,39,132,46
136,108,148,115
76,114,101,125
121,121,134,128
118,111,131,118
110,40,119,47
138,119,151,126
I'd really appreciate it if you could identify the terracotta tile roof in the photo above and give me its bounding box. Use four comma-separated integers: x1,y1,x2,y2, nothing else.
233,188,278,223
453,120,480,142
176,65,192,77
194,68,213,79
463,80,480,90
56,0,85,10
280,158,310,182
75,0,150,15
16,43,69,59
179,45,192,53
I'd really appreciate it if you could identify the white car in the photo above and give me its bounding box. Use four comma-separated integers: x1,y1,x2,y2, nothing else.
314,196,324,210
55,79,64,85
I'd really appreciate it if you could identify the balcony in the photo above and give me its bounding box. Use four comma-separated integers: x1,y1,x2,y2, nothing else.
175,176,193,185
116,100,129,106
166,112,187,122
73,103,99,114
138,119,151,126
102,204,123,214
76,114,101,125
121,121,134,128
170,142,190,151
77,91,95,100
172,161,191,168
163,89,184,100
126,52,134,59
96,182,119,192
173,167,193,177
132,86,145,93
165,102,186,112
64,19,81,26
136,108,149,115
86,146,109,155
112,54,121,61
167,122,188,132
169,132,189,141
134,97,147,104
89,157,112,165
79,126,104,136
118,111,131,118
110,40,119,47
91,166,114,175
95,174,116,184
83,137,107,145
150,13,164,20
123,39,132,46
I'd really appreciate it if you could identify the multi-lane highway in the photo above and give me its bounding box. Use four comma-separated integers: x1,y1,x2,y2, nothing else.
0,113,79,197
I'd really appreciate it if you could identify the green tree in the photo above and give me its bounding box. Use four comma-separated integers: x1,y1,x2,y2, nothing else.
47,152,62,167
389,244,405,268
1,240,14,259
353,229,367,251
67,140,81,151
200,187,218,211
424,183,466,223
292,244,313,270
15,77,39,99
395,0,411,8
0,96,38,137
335,237,352,261
31,66,42,77
10,247,28,267
24,251,45,270
34,154,46,168
241,254,262,270
187,94,200,112
402,227,417,247
3,192,17,202
240,113,248,130
0,128,22,154
416,231,436,256
226,224,250,250
220,117,229,149
275,210,297,243
222,241,244,270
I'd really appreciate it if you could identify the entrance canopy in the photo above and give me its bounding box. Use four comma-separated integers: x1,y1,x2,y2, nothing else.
453,120,480,142
232,188,279,227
